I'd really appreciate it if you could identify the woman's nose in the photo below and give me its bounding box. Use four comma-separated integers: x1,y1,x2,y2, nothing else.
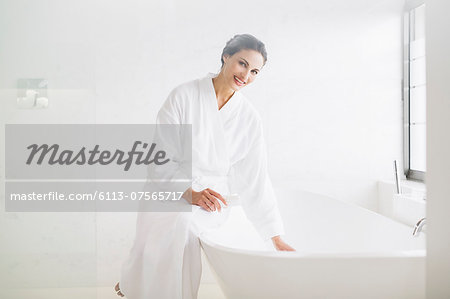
241,70,251,82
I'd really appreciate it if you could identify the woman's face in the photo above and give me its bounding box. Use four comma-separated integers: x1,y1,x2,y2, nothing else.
221,49,264,91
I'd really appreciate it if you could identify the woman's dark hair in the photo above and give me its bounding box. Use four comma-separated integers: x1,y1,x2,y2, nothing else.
220,34,267,68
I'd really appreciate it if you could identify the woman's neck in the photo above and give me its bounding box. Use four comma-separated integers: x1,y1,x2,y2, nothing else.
212,73,235,109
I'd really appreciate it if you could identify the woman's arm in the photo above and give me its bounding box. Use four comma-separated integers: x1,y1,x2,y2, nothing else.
230,114,295,251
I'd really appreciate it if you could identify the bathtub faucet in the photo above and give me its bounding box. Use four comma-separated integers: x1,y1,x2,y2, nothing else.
412,217,426,236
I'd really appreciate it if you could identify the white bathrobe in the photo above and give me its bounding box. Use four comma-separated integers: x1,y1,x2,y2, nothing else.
119,73,284,299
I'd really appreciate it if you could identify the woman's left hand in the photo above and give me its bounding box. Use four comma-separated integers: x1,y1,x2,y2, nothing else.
271,236,295,251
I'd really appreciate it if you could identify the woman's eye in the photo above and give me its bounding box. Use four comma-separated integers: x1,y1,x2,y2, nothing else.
239,61,246,66
251,70,258,75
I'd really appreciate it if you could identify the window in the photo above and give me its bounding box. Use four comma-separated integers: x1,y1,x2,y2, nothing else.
403,1,426,181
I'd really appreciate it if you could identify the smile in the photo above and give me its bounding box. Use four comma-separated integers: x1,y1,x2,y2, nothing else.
234,76,246,86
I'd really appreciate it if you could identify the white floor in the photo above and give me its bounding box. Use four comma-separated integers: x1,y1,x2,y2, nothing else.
4,283,226,299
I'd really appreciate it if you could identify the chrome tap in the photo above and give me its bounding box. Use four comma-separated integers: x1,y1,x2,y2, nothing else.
413,217,426,236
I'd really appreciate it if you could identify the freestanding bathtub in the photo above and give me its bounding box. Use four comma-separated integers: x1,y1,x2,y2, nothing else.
199,189,426,299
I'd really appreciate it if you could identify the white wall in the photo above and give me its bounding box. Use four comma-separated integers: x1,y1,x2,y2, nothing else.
0,0,405,288
426,0,450,297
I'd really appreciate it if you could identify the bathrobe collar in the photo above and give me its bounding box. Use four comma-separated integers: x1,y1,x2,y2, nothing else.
203,72,241,114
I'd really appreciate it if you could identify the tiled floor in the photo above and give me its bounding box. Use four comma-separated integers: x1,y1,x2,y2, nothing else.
4,283,226,299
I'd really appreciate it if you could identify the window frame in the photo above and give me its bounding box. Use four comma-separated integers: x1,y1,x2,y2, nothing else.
403,0,426,182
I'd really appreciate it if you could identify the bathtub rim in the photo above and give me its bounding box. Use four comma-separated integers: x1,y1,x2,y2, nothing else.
199,232,426,259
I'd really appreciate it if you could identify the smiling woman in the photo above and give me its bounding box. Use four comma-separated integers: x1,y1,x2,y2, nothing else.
116,34,294,299
211,34,267,110
213,48,264,110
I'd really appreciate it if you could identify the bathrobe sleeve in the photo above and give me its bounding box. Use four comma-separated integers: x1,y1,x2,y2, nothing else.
232,115,285,241
156,87,186,125
145,86,192,196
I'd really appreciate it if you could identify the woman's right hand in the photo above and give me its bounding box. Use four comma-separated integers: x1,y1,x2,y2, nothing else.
184,188,227,212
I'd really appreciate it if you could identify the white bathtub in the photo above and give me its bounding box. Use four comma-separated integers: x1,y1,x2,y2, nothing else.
199,189,426,299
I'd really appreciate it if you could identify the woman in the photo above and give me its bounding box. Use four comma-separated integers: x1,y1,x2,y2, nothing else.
116,33,295,299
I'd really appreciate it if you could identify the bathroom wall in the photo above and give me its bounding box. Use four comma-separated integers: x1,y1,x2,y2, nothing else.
0,0,405,288
426,0,450,297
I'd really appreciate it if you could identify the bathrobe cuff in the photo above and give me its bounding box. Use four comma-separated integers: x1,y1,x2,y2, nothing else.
257,218,285,241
